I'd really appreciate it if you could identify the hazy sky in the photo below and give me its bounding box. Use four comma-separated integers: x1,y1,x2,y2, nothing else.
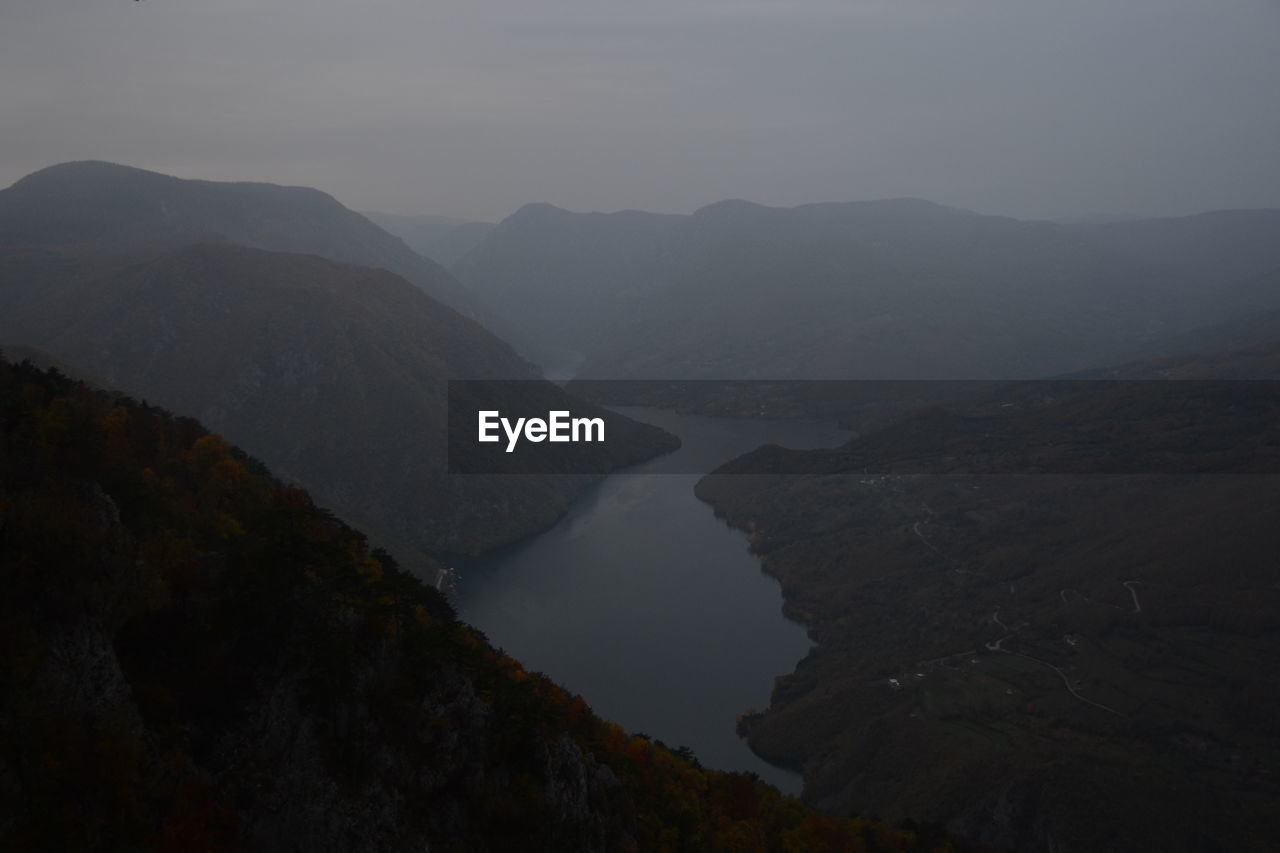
3,0,1278,222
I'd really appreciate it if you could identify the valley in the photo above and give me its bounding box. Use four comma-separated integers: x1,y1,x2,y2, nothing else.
0,166,678,570
457,407,850,793
3,160,1278,853
5,3,1279,849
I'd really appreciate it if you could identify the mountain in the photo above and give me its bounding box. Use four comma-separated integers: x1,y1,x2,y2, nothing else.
0,343,113,389
362,211,497,267
693,343,1280,852
0,356,949,853
451,203,687,371
0,242,675,564
1116,311,1280,369
1077,210,1280,301
1115,268,1280,365
0,161,481,318
361,211,473,234
452,199,1280,380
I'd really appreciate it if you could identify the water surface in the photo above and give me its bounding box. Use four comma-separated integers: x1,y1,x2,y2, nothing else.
456,407,849,793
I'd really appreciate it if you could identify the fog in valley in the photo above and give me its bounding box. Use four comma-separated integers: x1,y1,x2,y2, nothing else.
2,3,1279,853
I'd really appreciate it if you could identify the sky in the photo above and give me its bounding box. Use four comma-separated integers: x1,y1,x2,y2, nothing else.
2,0,1279,222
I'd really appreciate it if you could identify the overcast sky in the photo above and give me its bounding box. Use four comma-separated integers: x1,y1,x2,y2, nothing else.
2,0,1278,222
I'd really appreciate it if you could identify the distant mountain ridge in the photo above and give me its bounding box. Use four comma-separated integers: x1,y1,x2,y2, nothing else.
452,198,1280,380
451,202,686,371
361,210,497,266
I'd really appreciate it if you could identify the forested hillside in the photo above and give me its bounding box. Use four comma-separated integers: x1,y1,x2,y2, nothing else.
695,349,1280,852
0,241,675,564
0,355,962,853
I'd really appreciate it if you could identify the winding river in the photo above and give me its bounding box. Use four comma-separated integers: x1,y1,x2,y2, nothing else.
456,407,848,793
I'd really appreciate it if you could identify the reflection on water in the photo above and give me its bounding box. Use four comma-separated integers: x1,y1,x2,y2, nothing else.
456,407,849,794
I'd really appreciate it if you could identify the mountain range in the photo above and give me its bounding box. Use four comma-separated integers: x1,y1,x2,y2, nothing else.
0,163,675,565
4,158,1279,851
0,161,485,317
451,199,1280,380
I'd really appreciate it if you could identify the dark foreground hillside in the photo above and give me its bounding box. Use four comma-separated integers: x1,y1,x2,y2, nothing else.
0,356,961,853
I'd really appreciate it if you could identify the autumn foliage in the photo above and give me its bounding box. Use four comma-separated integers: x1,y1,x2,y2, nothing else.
0,356,961,852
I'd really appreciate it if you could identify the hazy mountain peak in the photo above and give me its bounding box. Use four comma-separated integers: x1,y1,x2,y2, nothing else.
496,203,688,235
6,160,349,226
822,196,972,213
505,201,574,223
692,196,969,219
11,159,164,186
9,160,342,221
0,160,495,321
690,198,773,220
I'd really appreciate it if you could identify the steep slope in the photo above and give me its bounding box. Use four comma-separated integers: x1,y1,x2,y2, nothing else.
0,343,113,389
0,357,947,853
362,211,497,267
1115,310,1280,369
0,243,675,563
694,347,1280,852
451,203,688,370
361,211,473,235
0,161,480,318
1121,269,1280,363
454,199,1280,380
404,220,497,267
1225,266,1280,315
1078,210,1280,301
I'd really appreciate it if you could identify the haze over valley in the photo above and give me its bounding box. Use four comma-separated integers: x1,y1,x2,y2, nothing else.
2,2,1279,851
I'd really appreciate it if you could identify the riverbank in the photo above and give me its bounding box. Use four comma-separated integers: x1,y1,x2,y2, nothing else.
452,407,849,794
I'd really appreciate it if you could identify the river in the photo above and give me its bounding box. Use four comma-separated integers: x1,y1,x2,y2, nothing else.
455,407,848,794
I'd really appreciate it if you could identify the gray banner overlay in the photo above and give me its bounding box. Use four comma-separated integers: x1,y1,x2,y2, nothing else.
447,380,1280,475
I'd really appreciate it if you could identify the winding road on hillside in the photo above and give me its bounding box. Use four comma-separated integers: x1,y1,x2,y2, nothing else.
1000,648,1126,717
912,518,986,577
1124,580,1143,613
913,515,1127,717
